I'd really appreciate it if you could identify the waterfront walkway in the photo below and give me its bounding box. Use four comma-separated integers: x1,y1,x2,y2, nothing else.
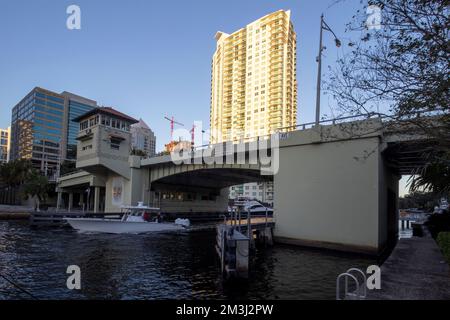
369,229,450,300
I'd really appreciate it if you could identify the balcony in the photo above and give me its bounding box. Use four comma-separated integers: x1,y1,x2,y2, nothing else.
76,129,93,141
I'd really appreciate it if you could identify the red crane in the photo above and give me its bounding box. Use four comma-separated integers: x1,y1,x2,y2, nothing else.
190,124,196,146
164,116,184,141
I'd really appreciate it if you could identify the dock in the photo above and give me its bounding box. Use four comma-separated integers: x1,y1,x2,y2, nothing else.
29,210,233,227
29,211,120,227
215,209,275,280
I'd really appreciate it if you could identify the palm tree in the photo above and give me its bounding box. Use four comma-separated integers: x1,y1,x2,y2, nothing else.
409,152,450,196
0,159,33,204
22,170,49,211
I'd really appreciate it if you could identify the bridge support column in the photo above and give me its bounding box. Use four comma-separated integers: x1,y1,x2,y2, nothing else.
79,192,84,212
68,192,73,212
56,191,62,211
94,186,100,213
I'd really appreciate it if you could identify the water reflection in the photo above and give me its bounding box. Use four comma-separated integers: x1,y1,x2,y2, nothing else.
0,221,375,300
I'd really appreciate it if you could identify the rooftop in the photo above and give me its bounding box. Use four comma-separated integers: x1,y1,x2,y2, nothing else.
73,106,138,124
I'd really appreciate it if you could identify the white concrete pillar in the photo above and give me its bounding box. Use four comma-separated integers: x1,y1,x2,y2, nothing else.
79,192,84,211
94,186,100,213
56,192,62,211
68,192,73,212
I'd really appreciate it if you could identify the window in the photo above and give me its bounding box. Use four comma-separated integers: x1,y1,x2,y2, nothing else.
110,137,122,150
111,143,120,150
80,120,89,130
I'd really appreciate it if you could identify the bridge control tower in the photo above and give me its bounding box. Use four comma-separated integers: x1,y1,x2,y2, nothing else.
73,107,139,178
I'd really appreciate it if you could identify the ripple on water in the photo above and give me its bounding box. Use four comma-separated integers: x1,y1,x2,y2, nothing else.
0,221,376,299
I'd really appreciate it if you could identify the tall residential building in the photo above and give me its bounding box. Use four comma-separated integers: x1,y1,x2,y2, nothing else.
10,87,96,180
130,118,156,157
209,10,297,205
0,127,10,163
210,9,297,144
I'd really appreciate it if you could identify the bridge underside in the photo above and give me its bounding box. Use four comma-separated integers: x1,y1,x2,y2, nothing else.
384,140,440,175
151,168,272,192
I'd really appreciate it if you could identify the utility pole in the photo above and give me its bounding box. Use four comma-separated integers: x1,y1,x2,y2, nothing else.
315,14,341,126
315,14,324,126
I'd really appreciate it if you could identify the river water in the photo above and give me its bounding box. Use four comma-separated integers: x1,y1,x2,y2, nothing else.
0,221,376,300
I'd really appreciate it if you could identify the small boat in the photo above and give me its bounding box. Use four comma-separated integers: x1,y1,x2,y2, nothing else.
65,203,189,234
229,200,273,215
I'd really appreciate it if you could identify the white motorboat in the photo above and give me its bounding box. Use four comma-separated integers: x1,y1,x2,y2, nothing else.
230,200,273,215
65,203,189,234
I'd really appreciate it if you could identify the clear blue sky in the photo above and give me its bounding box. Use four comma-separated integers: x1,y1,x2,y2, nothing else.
0,0,411,194
0,0,363,149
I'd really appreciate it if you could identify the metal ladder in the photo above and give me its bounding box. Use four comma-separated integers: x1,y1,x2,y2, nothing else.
336,268,367,300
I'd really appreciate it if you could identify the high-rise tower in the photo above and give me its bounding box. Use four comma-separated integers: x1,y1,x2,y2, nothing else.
210,9,297,144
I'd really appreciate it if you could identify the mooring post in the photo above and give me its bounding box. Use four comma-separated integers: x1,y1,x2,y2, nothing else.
247,208,251,239
238,208,241,232
265,208,268,228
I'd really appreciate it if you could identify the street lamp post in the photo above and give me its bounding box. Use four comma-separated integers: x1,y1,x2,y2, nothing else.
315,14,341,126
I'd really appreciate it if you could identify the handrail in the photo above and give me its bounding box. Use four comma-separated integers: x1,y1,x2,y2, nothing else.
58,169,85,178
346,268,367,299
144,108,444,160
336,273,360,300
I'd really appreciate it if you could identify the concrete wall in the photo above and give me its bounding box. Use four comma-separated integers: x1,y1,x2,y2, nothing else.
104,172,131,212
77,123,131,178
274,135,383,254
378,153,400,250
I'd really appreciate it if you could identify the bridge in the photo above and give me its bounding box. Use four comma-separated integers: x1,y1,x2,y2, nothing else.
57,112,445,255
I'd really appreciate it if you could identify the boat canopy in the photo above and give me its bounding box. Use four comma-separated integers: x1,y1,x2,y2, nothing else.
120,205,160,211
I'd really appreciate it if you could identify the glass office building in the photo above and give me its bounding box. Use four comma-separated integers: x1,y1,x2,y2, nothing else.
10,87,96,180
65,95,97,160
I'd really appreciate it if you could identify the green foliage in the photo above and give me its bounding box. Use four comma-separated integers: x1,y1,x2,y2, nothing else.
0,159,33,188
59,160,77,176
130,148,147,157
399,191,440,211
426,213,450,239
437,232,450,263
22,169,50,210
408,151,450,196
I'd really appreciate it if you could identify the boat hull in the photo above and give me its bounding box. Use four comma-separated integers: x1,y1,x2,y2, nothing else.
65,218,185,234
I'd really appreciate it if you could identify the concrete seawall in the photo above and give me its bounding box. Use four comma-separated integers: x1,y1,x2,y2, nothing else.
0,212,30,220
0,205,32,220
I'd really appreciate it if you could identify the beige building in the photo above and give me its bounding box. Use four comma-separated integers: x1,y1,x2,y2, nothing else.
131,118,156,157
0,127,11,163
210,9,297,143
210,10,297,204
58,107,229,214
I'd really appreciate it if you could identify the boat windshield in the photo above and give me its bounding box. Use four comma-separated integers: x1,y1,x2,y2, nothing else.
120,207,160,222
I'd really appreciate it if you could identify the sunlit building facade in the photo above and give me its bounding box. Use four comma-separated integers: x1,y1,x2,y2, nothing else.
210,10,298,205
10,87,96,180
210,9,297,143
131,118,156,157
0,127,10,163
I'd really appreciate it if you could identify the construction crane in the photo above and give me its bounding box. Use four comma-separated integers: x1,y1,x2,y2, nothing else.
190,124,196,146
164,116,184,141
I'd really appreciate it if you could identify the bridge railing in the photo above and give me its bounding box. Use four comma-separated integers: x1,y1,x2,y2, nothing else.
145,108,445,160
